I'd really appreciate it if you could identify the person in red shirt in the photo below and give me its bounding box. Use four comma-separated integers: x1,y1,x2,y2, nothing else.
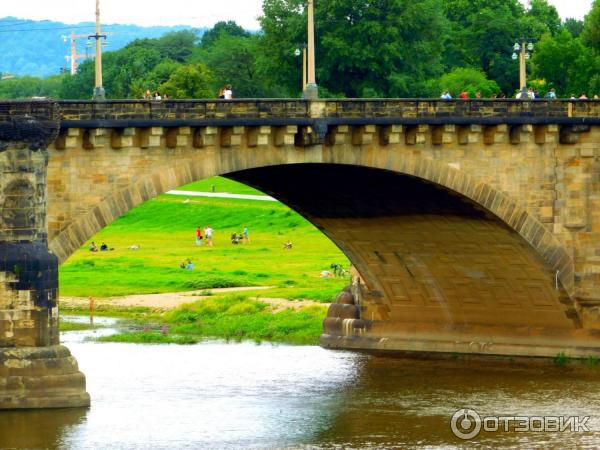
459,90,468,99
195,226,203,246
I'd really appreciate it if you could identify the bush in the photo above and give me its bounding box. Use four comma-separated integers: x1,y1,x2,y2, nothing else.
426,67,501,98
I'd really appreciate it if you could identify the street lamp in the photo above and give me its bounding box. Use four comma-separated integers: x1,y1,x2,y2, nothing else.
511,40,534,90
90,0,107,100
295,44,308,92
303,0,318,99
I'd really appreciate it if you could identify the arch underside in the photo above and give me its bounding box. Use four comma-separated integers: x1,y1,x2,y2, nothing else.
227,164,578,334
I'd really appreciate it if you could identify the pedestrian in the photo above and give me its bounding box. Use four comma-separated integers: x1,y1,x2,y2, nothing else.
579,92,588,100
195,226,203,246
143,89,152,99
224,84,233,100
243,225,250,244
204,225,214,247
545,88,557,99
459,90,468,99
218,87,225,99
440,90,452,99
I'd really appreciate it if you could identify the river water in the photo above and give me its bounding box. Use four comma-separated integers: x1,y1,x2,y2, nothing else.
1,324,600,449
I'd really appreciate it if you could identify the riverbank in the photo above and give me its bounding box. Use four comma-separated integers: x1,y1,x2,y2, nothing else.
61,291,328,345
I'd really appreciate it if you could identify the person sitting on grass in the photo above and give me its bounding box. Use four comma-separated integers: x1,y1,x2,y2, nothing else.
89,242,98,252
283,241,293,249
186,259,194,270
100,243,108,251
180,261,186,269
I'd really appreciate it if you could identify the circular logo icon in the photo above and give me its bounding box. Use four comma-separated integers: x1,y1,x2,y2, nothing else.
451,409,482,440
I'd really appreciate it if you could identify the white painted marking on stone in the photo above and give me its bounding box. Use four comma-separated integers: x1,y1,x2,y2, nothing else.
166,190,278,202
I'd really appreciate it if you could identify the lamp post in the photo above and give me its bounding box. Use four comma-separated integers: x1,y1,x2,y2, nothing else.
303,0,318,99
294,44,308,91
90,0,107,100
511,40,534,90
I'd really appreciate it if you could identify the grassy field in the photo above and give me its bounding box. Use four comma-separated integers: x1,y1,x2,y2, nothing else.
60,176,349,301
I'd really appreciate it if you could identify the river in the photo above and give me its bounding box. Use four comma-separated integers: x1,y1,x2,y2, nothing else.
1,323,600,449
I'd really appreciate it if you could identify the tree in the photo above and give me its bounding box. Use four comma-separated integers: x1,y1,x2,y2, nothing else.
582,0,600,52
200,21,251,48
259,0,446,98
531,30,600,96
442,0,524,93
563,18,584,38
159,64,214,98
127,30,200,62
522,0,561,36
194,34,276,98
426,67,500,97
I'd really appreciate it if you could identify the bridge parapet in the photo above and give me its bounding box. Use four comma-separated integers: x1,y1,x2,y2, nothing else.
57,99,600,124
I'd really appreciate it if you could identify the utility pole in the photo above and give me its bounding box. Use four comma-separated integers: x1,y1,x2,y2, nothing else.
63,31,91,75
90,0,107,100
303,0,318,99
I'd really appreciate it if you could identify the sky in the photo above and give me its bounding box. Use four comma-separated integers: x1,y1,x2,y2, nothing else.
0,0,594,29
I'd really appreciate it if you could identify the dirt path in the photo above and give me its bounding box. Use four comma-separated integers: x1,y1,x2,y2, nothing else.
60,286,326,312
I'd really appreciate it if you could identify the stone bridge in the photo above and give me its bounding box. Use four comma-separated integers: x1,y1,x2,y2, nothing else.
1,98,599,409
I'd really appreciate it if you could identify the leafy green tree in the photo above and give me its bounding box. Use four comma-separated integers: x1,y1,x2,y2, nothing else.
426,67,500,97
58,60,95,99
442,0,524,93
531,29,600,96
258,0,309,96
194,34,276,98
259,0,446,98
159,64,214,98
0,74,67,99
521,0,561,36
563,18,584,38
200,21,251,48
127,30,200,62
582,0,600,52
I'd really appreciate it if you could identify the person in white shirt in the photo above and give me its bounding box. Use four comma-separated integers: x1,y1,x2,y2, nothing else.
204,225,214,247
224,85,233,100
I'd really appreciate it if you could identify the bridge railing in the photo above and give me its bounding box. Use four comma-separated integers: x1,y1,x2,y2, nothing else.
56,99,600,122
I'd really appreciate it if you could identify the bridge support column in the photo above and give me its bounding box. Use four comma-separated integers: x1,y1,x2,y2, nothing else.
0,106,89,409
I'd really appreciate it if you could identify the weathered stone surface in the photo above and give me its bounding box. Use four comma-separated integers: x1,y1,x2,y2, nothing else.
41,99,600,358
0,345,90,409
2,99,600,401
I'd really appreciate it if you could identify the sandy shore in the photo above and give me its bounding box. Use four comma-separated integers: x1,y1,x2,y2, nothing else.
60,286,326,312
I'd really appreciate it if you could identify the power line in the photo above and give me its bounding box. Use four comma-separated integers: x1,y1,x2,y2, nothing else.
0,24,97,34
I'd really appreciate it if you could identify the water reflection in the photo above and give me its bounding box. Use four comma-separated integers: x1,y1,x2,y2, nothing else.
1,334,600,449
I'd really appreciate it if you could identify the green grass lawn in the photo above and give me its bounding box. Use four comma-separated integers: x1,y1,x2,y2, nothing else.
94,294,328,345
60,176,349,300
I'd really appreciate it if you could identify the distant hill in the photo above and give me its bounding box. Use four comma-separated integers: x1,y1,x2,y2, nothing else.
0,17,203,78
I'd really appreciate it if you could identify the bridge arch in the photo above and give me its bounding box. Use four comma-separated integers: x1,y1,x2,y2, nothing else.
48,151,575,304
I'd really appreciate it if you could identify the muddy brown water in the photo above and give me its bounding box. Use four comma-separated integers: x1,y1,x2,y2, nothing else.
1,325,600,449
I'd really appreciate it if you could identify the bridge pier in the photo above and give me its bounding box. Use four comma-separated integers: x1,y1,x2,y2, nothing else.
0,103,89,409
